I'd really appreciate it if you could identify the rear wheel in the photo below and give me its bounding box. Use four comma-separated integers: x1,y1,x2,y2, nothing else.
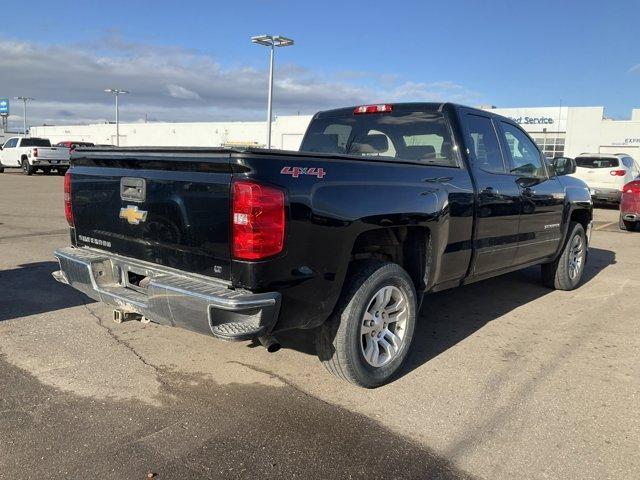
541,222,587,290
0,166,4,173
21,158,34,176
315,260,417,388
619,214,638,232
57,168,68,176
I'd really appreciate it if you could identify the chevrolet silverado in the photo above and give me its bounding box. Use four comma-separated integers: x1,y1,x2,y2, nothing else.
53,103,593,387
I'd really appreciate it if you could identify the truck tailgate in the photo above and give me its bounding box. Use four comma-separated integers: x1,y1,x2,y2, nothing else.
70,150,234,281
38,147,69,160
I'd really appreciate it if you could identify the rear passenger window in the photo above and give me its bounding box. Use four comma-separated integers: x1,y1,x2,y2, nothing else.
465,115,505,174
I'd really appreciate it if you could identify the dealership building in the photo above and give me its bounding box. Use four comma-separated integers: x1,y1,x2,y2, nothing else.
12,105,640,160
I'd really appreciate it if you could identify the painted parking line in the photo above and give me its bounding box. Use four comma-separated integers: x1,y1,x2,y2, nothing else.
594,221,617,231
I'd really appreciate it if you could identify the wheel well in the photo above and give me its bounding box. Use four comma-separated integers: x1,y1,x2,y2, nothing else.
570,208,591,231
350,227,430,292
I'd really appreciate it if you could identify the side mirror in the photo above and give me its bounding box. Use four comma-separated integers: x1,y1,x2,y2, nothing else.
551,157,576,176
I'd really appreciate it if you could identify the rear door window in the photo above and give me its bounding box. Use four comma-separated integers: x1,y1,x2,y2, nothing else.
464,114,506,174
576,157,619,168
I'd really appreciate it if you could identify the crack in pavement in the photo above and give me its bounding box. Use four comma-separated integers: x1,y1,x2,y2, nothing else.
79,298,161,376
0,229,69,241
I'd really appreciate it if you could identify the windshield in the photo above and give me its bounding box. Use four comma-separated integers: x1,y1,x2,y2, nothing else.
300,110,457,167
576,157,619,168
21,138,51,147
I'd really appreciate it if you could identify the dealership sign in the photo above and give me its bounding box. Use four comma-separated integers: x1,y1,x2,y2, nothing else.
508,116,555,125
485,106,568,132
611,138,640,146
0,98,8,115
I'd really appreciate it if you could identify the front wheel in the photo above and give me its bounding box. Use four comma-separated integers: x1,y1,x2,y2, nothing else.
21,158,34,176
541,222,587,290
315,260,417,388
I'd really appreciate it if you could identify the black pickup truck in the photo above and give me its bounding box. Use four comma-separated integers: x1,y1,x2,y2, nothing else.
53,103,592,387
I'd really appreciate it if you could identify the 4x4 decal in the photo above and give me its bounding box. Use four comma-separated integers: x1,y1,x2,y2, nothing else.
281,166,326,179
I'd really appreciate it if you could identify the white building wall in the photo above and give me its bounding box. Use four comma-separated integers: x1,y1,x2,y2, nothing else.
27,107,640,160
31,115,313,151
488,106,640,160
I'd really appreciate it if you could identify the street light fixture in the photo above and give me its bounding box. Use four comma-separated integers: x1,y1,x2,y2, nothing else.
104,88,129,146
251,34,294,149
15,96,34,135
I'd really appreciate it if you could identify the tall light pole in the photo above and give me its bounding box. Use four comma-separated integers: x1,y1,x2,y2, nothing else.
104,88,129,146
15,96,33,134
251,35,294,149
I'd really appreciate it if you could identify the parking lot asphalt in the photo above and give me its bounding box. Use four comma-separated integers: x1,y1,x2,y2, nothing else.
0,171,638,480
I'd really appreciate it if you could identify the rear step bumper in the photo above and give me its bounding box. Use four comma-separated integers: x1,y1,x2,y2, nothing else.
53,246,281,341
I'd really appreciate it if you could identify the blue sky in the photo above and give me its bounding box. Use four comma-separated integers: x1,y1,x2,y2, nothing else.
1,0,639,126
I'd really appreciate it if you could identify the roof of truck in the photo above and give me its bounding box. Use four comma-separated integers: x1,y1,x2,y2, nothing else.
312,102,512,123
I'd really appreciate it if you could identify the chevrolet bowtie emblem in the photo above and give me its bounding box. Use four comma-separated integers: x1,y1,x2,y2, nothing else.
119,205,148,225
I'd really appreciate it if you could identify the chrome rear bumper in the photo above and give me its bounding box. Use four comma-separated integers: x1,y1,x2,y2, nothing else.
53,247,280,340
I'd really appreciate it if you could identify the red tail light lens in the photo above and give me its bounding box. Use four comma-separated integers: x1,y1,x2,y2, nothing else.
354,104,393,114
64,171,73,226
610,169,626,176
622,180,640,194
33,148,38,157
232,180,285,260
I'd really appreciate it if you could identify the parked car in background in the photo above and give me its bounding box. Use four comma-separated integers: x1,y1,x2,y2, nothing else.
56,141,95,153
620,177,640,231
572,153,640,204
53,102,593,388
0,137,70,175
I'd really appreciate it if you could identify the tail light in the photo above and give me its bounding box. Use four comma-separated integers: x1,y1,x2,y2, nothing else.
64,171,73,226
622,180,640,194
610,169,626,176
33,148,38,157
354,104,393,114
231,180,285,260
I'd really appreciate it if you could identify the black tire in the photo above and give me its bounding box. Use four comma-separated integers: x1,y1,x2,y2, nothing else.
57,168,68,176
21,158,34,176
315,260,417,388
541,222,587,290
619,214,638,232
42,168,51,175
0,166,4,173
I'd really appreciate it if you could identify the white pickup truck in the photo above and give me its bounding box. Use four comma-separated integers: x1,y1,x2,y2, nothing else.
0,137,70,175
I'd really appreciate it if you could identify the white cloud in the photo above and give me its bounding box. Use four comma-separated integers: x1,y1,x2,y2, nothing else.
166,84,202,100
0,36,482,129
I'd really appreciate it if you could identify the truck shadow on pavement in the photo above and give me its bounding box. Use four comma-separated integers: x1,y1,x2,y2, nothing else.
0,261,94,322
402,247,616,378
278,247,616,381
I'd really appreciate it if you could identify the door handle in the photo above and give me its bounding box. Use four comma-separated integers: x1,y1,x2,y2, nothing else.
481,187,498,196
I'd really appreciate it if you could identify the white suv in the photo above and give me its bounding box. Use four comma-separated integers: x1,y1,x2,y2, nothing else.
572,154,640,203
